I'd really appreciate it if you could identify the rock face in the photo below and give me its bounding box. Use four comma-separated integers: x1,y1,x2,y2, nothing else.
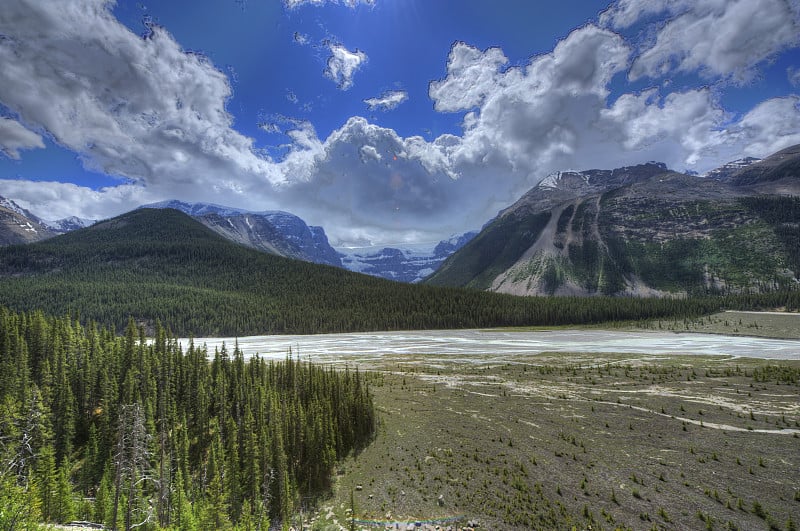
141,200,342,267
0,195,57,245
1,195,97,246
338,231,478,283
426,145,800,296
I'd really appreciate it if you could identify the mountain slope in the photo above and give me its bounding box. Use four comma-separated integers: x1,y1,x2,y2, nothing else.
0,195,57,245
0,208,737,335
141,200,342,266
1,195,97,245
427,146,800,296
725,144,800,189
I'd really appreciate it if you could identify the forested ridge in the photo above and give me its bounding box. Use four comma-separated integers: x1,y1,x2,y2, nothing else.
0,307,375,529
2,208,794,336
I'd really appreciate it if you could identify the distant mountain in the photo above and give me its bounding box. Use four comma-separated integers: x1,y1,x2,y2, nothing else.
704,157,761,181
427,145,800,296
723,144,800,191
1,195,97,245
338,231,477,283
141,200,342,267
0,195,57,245
43,216,96,233
0,207,685,336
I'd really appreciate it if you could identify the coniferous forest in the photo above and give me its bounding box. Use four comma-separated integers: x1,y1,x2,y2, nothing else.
0,307,375,530
2,208,799,531
1,208,798,337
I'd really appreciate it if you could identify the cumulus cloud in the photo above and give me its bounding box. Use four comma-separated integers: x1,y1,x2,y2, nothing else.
600,89,727,163
603,0,800,82
278,117,475,245
0,179,153,221
448,26,631,175
0,117,45,159
2,2,800,248
363,90,408,111
324,44,367,90
723,96,800,157
0,0,285,204
428,43,509,112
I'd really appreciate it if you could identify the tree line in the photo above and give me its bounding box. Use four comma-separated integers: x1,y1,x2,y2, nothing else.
0,208,797,337
0,307,375,529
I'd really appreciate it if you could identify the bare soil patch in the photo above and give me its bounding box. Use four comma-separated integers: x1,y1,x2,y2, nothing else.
312,352,800,530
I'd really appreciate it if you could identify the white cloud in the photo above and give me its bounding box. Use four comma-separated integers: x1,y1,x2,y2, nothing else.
324,44,367,90
278,117,472,245
600,88,728,164
428,43,509,112
358,145,381,162
0,179,152,221
449,25,631,175
259,122,281,134
724,96,800,158
603,0,800,83
0,117,45,159
0,0,285,204
789,66,800,87
363,90,408,111
2,3,799,248
599,0,671,29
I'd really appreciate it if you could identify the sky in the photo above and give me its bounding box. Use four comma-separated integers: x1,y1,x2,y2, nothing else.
1,0,799,248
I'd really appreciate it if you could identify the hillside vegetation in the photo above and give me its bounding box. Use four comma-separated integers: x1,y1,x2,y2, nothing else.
0,307,375,529
0,208,773,337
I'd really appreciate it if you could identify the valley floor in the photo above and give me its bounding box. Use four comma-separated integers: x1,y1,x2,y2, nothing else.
309,349,800,530
654,310,800,340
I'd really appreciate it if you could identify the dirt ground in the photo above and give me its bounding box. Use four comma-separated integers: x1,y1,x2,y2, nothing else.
309,350,800,530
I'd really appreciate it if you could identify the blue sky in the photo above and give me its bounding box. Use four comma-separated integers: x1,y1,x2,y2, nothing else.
1,0,799,246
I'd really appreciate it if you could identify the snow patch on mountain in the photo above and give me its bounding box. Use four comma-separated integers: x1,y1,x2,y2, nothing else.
44,216,96,233
0,196,36,219
537,170,586,190
704,157,761,180
337,231,478,283
140,200,342,267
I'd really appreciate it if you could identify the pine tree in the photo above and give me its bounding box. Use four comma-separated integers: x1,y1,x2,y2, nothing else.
53,458,75,523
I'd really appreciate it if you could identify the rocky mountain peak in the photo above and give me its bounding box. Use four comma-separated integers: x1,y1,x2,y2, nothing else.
0,195,57,245
140,200,342,267
427,145,800,297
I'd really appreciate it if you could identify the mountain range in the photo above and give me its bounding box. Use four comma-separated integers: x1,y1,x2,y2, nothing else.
140,200,344,267
0,196,93,245
426,144,800,296
0,196,478,282
0,206,716,336
2,144,798,295
338,231,478,283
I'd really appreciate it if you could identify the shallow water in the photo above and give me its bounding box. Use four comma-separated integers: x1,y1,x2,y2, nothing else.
178,329,800,362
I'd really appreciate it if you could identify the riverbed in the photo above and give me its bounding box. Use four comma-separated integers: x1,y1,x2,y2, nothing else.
178,329,800,362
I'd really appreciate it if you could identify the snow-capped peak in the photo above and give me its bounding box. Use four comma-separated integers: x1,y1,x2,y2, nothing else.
703,157,761,179
141,200,297,220
537,170,586,190
0,196,35,218
44,216,96,233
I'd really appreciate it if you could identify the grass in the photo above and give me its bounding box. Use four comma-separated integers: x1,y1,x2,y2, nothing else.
495,310,800,340
659,311,800,339
307,351,800,530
